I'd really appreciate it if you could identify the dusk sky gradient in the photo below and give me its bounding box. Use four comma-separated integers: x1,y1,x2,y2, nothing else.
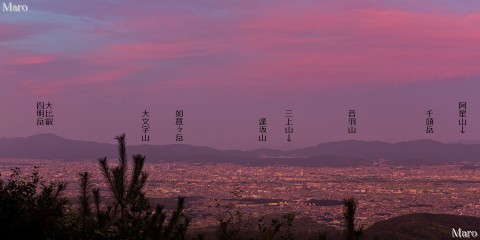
1,0,480,149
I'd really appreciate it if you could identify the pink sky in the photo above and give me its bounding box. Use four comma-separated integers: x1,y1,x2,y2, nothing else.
1,1,480,149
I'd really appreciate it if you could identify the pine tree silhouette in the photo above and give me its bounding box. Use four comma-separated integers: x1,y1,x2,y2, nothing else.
97,133,151,237
343,197,363,240
78,172,92,232
78,133,189,239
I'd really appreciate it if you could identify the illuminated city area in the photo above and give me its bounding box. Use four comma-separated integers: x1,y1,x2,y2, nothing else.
2,159,478,230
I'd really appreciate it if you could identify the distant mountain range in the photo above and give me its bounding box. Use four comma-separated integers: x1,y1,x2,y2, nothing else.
0,134,480,167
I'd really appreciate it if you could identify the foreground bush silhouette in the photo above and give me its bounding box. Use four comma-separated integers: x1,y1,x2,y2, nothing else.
77,133,190,239
0,167,72,240
215,183,297,240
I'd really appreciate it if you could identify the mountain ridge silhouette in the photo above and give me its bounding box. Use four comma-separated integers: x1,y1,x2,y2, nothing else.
0,134,479,166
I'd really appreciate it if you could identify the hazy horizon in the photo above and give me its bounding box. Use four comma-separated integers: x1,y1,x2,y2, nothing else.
4,132,480,151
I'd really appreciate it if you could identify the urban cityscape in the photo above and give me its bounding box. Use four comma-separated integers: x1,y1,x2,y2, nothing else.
1,158,478,231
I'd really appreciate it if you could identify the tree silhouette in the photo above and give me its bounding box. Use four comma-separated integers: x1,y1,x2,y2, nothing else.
96,133,151,237
283,213,295,240
343,197,363,240
0,167,72,239
77,133,189,239
215,183,245,240
145,196,191,240
78,172,92,232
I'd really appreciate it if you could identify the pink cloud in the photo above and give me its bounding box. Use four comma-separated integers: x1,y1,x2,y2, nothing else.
7,1,480,96
20,66,141,96
20,79,66,96
88,42,214,65
6,55,56,65
231,6,480,87
84,2,480,92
